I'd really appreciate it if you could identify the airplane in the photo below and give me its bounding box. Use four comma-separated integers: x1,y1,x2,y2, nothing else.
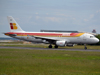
4,16,99,49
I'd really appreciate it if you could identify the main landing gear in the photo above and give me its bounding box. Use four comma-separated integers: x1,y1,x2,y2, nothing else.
54,45,58,48
84,44,87,50
48,44,58,48
48,44,52,48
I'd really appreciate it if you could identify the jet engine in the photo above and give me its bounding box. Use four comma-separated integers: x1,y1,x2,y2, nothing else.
56,41,66,47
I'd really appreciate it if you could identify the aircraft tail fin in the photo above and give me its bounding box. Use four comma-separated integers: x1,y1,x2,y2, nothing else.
7,16,24,32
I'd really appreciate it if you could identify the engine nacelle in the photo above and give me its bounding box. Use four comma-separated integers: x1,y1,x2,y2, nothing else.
56,41,66,47
67,44,75,47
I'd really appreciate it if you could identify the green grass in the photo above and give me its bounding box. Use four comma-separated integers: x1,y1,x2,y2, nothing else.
0,48,100,75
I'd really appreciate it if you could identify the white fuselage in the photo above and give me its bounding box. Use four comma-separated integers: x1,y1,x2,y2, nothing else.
7,32,99,45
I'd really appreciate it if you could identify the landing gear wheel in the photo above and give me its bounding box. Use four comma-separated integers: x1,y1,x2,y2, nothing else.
48,44,52,48
84,44,87,50
54,45,58,48
85,47,87,50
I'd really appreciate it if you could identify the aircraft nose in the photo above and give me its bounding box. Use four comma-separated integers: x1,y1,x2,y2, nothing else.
95,38,99,43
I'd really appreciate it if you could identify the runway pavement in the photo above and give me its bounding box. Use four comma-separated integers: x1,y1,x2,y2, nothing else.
0,46,100,52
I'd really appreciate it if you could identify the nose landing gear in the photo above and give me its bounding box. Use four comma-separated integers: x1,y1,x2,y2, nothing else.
84,44,87,49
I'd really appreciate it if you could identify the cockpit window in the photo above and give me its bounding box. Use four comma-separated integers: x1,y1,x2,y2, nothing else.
90,36,95,38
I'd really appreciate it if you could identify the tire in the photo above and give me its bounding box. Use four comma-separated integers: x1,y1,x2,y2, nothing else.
48,45,52,48
85,47,87,50
54,45,58,48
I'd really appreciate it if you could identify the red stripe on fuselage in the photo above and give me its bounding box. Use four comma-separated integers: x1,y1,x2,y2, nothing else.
6,32,79,37
70,33,79,36
7,32,62,36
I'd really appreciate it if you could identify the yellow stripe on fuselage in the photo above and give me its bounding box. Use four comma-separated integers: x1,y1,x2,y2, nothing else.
75,33,84,37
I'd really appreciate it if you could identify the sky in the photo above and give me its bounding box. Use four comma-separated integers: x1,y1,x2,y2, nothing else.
0,0,100,37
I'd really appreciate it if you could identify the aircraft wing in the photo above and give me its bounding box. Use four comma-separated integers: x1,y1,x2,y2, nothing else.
29,35,70,43
31,35,59,41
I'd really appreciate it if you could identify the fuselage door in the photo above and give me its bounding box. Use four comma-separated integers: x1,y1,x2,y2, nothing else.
83,34,87,43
